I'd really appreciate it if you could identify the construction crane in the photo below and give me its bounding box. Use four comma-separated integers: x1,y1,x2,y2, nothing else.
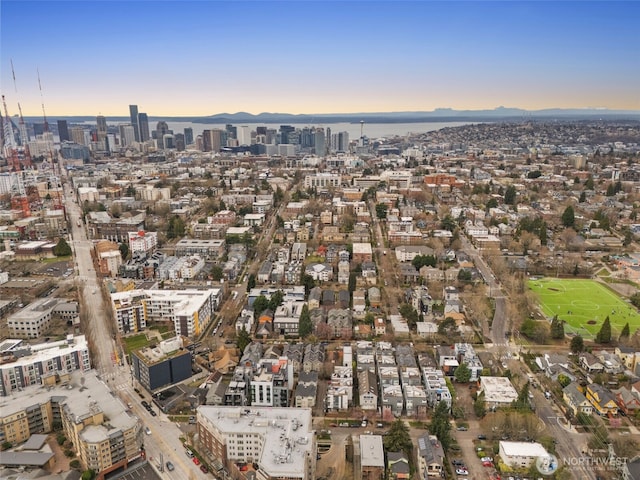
36,68,62,210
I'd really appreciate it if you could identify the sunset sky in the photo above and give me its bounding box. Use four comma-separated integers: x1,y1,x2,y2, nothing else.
1,1,639,117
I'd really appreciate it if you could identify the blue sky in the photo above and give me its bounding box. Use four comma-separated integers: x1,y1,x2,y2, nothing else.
1,1,638,116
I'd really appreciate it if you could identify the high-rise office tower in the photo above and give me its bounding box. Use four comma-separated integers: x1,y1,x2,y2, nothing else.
184,128,193,146
279,125,295,144
155,121,170,149
202,129,224,152
138,113,150,142
314,128,326,156
119,124,136,147
70,126,85,145
256,126,267,136
225,124,237,139
174,133,185,151
129,105,140,141
57,120,70,142
96,115,108,142
237,125,251,146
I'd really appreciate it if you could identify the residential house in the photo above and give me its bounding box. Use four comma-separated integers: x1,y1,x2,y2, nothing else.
358,370,378,411
295,371,318,408
368,287,381,308
417,433,445,478
387,451,411,480
614,387,640,416
586,384,619,416
308,287,322,310
404,385,428,417
327,309,352,338
436,346,459,376
595,350,625,374
382,385,404,418
563,382,593,416
374,317,386,336
303,344,324,373
580,353,604,374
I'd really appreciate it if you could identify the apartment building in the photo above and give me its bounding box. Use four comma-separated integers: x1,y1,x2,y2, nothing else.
0,335,90,397
110,288,222,336
0,370,142,475
131,336,192,392
197,406,316,480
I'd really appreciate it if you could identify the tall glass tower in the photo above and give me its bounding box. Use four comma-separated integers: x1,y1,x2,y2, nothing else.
129,105,140,142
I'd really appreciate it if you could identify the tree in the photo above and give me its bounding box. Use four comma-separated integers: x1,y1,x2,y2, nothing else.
252,296,269,319
595,316,612,344
384,419,414,462
561,205,575,228
210,265,224,281
237,327,251,353
247,274,256,291
429,401,452,449
119,242,129,260
53,238,72,257
570,335,584,353
474,392,486,418
375,203,388,219
440,215,456,232
348,273,357,293
557,374,571,388
268,290,284,311
298,304,312,337
538,221,548,246
399,303,419,329
606,183,616,196
438,317,457,336
619,322,630,342
412,254,437,270
504,185,517,205
579,191,587,203
512,382,531,412
457,269,472,282
364,312,375,325
301,274,315,296
550,315,565,339
584,176,594,190
632,293,640,309
81,470,96,480
486,198,498,210
454,362,471,383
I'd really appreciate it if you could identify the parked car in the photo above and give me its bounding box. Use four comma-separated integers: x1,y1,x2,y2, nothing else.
482,461,494,467
477,434,487,440
193,457,200,465
200,465,208,473
145,427,151,435
165,461,174,471
456,468,469,476
456,426,467,431
481,457,493,463
451,459,464,467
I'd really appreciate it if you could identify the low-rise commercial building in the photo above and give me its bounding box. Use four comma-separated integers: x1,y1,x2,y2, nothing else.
131,336,192,392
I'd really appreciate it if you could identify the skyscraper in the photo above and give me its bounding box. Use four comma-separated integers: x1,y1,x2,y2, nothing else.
314,128,326,157
119,124,136,147
138,113,150,142
57,120,70,142
184,128,193,146
129,105,140,142
155,121,170,149
96,115,108,142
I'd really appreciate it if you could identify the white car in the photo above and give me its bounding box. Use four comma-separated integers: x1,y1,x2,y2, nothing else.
145,427,151,435
481,456,493,462
456,469,469,476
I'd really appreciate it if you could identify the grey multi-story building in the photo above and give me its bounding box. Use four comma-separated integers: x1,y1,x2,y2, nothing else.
131,337,192,392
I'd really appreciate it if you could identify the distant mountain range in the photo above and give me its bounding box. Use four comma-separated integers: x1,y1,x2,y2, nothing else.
24,107,640,124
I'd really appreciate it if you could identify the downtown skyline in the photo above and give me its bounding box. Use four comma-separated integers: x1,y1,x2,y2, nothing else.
1,1,639,117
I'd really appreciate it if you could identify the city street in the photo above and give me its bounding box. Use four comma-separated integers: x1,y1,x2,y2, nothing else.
62,182,206,480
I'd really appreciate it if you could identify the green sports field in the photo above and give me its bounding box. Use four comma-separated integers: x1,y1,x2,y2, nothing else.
528,278,640,339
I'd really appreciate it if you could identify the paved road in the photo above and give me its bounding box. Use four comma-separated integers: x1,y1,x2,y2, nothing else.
62,181,205,480
459,235,508,347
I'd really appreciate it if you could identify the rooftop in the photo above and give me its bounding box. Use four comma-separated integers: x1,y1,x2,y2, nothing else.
500,441,549,458
360,434,385,468
197,406,313,478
